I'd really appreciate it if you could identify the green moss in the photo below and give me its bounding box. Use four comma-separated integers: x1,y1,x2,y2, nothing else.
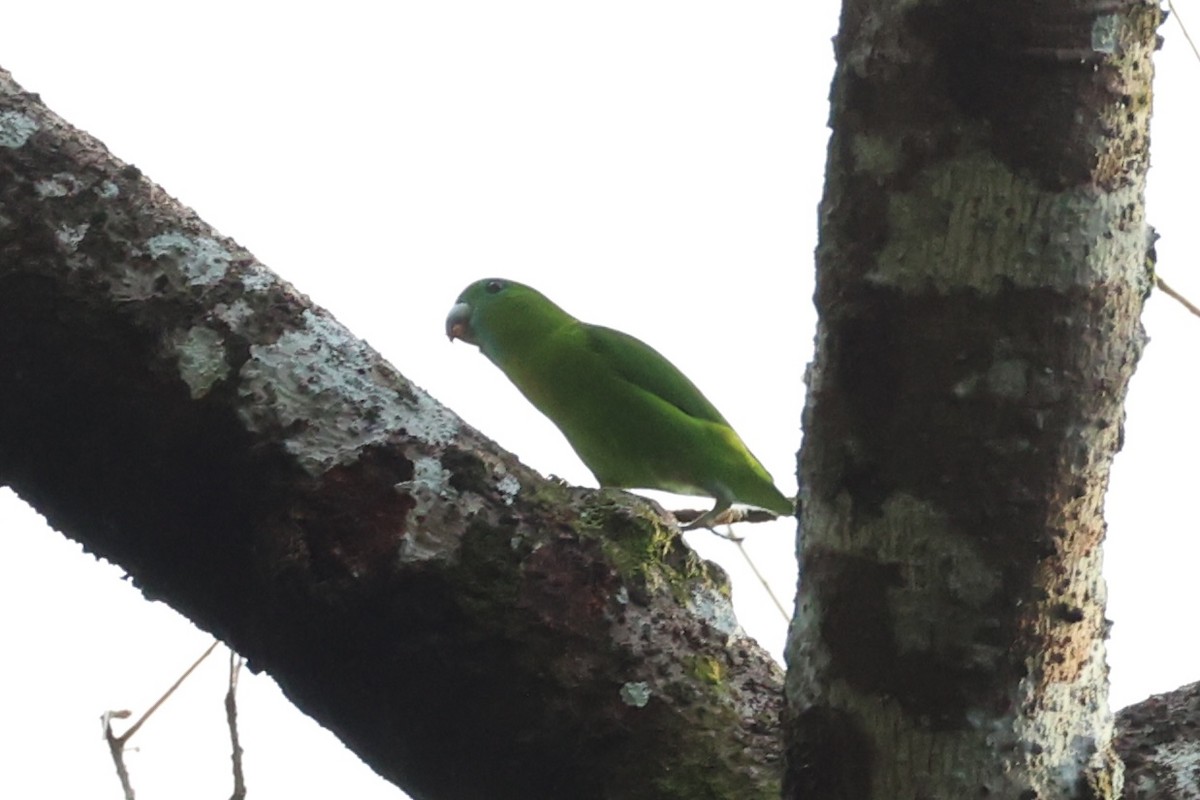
578,490,718,605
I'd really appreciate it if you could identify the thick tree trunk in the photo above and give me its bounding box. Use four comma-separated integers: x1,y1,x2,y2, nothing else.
0,67,783,800
786,1,1161,798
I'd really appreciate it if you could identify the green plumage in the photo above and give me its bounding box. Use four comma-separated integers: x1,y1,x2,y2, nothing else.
446,278,793,528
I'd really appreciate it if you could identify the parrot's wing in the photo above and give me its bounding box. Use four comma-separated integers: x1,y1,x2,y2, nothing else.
583,324,730,426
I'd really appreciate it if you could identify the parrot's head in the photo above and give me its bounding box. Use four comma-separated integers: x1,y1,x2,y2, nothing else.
447,278,573,356
445,278,515,345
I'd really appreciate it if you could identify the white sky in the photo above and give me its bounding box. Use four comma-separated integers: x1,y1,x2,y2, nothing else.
1,3,1197,798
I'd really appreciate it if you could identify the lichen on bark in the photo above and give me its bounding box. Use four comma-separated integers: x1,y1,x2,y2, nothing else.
786,1,1161,797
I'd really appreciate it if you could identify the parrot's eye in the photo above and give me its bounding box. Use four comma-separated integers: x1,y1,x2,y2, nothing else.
485,279,506,294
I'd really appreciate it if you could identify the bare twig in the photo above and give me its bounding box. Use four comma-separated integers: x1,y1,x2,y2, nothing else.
1167,0,1200,65
226,651,247,800
729,534,792,623
101,640,220,800
101,711,136,800
120,640,220,744
1157,275,1200,319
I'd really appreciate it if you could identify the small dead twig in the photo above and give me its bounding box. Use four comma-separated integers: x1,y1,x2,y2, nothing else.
1157,275,1200,319
101,639,220,800
1166,0,1200,67
226,651,247,800
101,710,136,800
670,506,787,528
728,533,792,622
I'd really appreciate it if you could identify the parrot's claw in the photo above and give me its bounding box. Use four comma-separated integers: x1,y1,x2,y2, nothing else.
673,503,789,531
680,499,733,531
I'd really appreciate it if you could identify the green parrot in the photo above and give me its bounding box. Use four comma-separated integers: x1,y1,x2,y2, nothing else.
446,278,793,529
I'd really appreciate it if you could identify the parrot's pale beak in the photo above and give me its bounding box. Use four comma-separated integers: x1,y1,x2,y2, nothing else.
446,302,473,342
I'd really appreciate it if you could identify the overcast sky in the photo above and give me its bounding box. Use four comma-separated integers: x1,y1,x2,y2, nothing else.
2,3,1198,798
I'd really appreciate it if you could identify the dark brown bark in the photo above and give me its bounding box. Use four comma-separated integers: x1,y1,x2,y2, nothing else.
0,67,782,800
1117,682,1200,799
786,0,1161,797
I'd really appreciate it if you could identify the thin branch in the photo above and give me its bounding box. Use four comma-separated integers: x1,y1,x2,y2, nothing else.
1156,275,1200,319
101,711,136,800
101,640,220,800
1167,0,1200,65
226,651,247,800
117,640,220,745
730,536,792,622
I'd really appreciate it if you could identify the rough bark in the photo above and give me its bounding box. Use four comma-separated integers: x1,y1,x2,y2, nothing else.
0,67,783,800
1117,683,1200,800
786,1,1161,798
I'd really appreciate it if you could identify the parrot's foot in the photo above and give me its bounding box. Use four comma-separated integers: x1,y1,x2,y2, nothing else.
675,505,785,531
679,499,733,531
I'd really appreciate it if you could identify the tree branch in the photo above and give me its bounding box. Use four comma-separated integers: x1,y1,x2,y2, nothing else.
101,641,219,799
0,67,782,800
227,651,246,800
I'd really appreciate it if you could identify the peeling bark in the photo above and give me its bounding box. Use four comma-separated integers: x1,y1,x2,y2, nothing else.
786,0,1161,798
0,68,783,800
